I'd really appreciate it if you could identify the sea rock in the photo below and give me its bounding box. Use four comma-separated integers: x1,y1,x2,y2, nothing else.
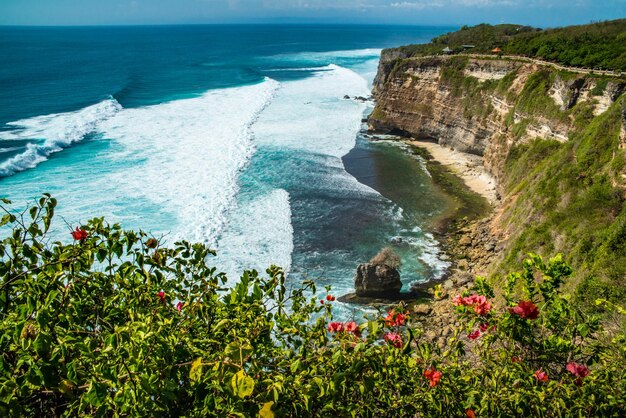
458,235,472,246
354,263,402,297
413,304,432,316
457,259,469,271
454,271,474,286
442,279,455,290
390,236,403,244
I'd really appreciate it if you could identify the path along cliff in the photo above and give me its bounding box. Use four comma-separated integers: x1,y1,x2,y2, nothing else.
368,51,626,309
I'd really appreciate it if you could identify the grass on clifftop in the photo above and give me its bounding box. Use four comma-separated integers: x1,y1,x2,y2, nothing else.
393,19,626,71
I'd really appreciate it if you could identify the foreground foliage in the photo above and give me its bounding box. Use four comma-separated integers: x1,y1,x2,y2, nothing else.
1,196,625,416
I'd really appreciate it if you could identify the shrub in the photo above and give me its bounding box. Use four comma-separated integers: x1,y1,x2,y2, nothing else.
369,247,402,269
0,197,625,416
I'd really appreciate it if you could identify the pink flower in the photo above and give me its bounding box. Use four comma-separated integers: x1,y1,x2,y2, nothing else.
534,368,548,382
454,294,492,316
344,321,358,334
71,227,88,241
384,332,403,348
328,322,343,333
473,300,492,316
468,330,480,340
157,291,166,303
510,300,540,320
176,302,184,311
326,294,336,302
423,368,442,387
566,362,590,378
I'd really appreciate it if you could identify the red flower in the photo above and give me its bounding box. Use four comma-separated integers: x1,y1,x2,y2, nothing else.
326,294,336,302
71,227,88,241
423,367,442,387
566,362,590,378
176,302,184,311
328,322,343,333
479,323,489,332
344,321,358,334
511,356,523,363
468,330,480,340
453,295,464,306
384,309,409,327
466,409,475,418
510,300,539,320
320,300,324,305
383,332,402,348
534,368,549,382
157,291,166,302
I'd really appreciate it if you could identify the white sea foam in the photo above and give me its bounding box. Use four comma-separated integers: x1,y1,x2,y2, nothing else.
267,48,382,65
0,98,121,177
99,78,280,245
264,65,334,72
255,64,367,159
214,188,294,280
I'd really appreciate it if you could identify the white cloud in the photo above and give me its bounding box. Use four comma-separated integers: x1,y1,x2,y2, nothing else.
390,2,444,9
262,0,531,12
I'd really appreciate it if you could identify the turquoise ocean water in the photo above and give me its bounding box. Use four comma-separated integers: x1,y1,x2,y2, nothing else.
0,25,454,318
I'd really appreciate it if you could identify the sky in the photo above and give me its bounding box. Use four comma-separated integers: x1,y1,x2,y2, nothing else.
0,0,624,27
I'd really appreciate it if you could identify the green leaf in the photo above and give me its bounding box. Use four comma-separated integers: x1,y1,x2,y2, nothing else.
259,401,274,418
225,342,253,364
189,357,203,383
231,370,255,399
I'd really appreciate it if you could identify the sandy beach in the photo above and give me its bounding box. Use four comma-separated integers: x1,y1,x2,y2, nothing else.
406,139,498,205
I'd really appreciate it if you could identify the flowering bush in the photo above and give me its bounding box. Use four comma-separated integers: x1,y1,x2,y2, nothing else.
0,197,625,416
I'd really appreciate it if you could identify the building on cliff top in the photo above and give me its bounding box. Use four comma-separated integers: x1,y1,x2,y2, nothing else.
442,47,453,54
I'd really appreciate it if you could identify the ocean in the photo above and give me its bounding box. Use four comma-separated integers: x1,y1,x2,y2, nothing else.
0,25,455,318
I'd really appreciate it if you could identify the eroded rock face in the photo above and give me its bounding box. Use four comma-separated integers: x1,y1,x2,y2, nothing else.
368,53,624,191
354,263,402,297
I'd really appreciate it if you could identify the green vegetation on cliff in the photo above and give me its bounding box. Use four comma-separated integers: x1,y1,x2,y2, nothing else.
436,58,626,311
394,19,626,71
501,96,626,310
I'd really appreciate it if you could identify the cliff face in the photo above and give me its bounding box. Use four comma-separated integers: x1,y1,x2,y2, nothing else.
370,50,626,305
369,52,625,189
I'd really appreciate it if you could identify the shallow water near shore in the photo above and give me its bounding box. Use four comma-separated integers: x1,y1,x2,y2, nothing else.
0,25,457,319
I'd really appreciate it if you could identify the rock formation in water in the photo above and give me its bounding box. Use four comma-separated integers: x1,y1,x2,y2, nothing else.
354,263,402,297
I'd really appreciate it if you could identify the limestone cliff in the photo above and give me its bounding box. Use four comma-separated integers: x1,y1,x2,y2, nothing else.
370,50,626,304
369,52,625,191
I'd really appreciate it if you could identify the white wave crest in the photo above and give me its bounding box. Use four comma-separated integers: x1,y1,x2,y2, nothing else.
264,65,335,72
99,78,280,245
0,98,122,177
214,188,294,280
253,63,380,198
